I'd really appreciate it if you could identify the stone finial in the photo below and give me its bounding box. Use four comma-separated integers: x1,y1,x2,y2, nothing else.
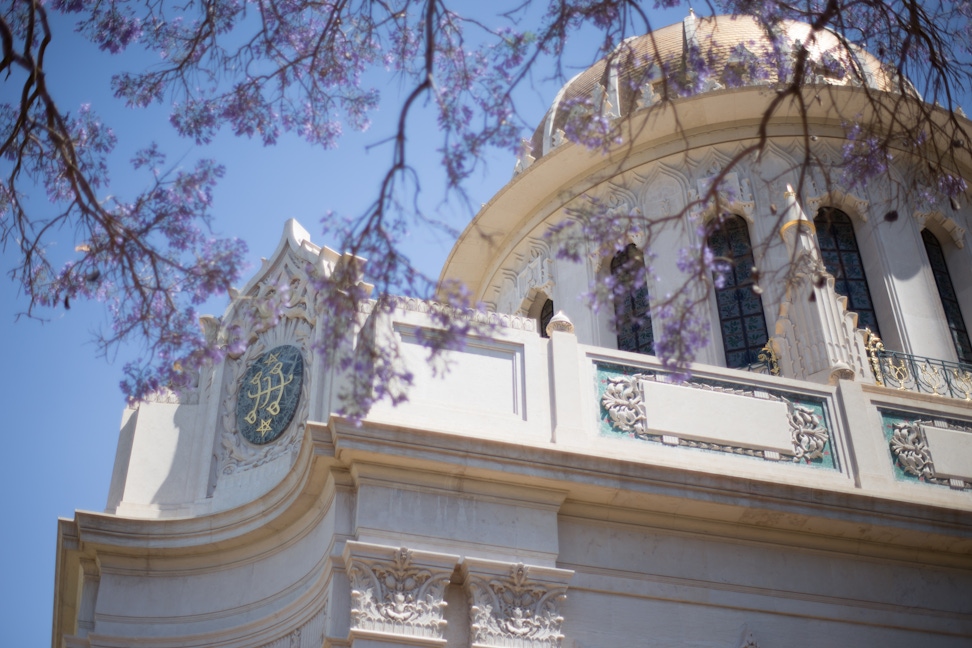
514,139,535,175
546,310,575,336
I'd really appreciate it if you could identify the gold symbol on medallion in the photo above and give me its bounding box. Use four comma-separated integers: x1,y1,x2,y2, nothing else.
243,359,294,425
256,418,273,436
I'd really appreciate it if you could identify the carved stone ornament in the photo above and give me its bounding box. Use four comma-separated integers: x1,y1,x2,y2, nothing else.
693,170,755,220
515,247,554,307
886,418,971,489
601,373,830,462
462,559,573,648
545,311,574,336
889,421,935,479
217,248,314,475
344,541,459,641
806,189,869,222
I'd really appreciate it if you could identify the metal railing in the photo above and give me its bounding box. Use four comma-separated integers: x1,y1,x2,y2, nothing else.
864,329,972,400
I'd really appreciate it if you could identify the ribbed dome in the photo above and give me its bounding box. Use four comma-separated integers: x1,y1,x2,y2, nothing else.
526,13,890,162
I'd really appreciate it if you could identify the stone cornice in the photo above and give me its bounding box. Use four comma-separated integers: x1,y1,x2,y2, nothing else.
65,423,340,560
328,415,972,567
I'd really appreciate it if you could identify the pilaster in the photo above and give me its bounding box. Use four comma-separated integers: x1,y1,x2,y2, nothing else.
461,558,573,648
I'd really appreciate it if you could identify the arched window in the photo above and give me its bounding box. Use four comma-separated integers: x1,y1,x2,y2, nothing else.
611,244,654,354
708,215,768,368
922,229,972,364
538,298,554,338
814,207,880,335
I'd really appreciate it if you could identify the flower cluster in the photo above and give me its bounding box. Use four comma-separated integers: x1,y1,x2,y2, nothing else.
5,0,972,409
840,122,891,190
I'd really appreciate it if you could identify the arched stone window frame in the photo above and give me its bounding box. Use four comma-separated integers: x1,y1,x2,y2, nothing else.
704,212,770,369
807,191,904,352
918,216,972,364
812,206,882,336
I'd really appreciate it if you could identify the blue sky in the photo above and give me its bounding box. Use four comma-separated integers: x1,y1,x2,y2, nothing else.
0,5,689,646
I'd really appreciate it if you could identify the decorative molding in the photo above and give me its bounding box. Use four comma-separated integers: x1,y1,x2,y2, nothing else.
637,81,660,109
600,371,831,463
257,602,327,648
344,542,459,641
391,296,538,333
215,245,316,476
582,181,648,275
515,247,555,308
217,316,312,475
692,170,755,221
806,189,869,221
462,559,573,648
886,418,971,490
915,209,967,248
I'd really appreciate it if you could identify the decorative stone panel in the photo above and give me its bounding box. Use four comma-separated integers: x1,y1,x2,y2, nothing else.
880,411,972,490
343,541,460,642
461,558,573,648
216,245,315,476
597,363,836,468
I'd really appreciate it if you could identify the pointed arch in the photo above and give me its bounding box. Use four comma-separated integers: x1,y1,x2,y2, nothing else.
806,189,869,223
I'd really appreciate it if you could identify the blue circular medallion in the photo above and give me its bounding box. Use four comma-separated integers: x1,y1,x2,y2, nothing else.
236,345,304,445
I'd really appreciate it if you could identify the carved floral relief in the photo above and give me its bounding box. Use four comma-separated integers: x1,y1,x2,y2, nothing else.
463,560,572,648
881,411,971,490
344,542,459,640
598,364,835,467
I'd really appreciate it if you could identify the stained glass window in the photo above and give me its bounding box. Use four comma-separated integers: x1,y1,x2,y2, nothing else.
922,230,972,364
814,207,880,335
538,298,554,338
708,215,768,368
611,244,654,354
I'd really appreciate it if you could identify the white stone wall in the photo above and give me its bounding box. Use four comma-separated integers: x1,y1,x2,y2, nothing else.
54,298,972,647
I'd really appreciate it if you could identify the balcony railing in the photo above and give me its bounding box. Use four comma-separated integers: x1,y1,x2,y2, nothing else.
864,330,972,400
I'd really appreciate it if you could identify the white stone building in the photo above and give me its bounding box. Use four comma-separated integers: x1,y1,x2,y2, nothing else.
52,14,972,648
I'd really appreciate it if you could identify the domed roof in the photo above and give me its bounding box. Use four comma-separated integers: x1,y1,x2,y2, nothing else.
527,13,891,161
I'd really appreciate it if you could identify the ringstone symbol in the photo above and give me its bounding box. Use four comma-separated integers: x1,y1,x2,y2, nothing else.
236,345,304,445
